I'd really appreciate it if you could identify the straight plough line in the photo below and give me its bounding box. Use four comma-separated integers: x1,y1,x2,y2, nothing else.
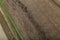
0,0,24,40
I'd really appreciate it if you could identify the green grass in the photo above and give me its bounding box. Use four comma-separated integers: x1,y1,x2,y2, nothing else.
0,0,24,40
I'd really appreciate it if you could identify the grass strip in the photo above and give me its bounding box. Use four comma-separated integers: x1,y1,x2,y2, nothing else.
0,0,24,40
0,7,16,40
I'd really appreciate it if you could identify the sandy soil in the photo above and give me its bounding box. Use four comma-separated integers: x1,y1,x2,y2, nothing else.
0,24,8,40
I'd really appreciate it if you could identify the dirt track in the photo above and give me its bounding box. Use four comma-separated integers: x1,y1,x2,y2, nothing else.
0,24,8,40
2,0,60,40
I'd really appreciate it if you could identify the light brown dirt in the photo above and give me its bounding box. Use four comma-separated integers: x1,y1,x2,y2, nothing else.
0,24,8,40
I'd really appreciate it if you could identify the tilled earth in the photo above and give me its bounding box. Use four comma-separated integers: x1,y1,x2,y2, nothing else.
2,0,60,40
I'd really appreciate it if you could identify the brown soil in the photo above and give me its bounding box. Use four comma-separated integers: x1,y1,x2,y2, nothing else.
2,0,60,40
